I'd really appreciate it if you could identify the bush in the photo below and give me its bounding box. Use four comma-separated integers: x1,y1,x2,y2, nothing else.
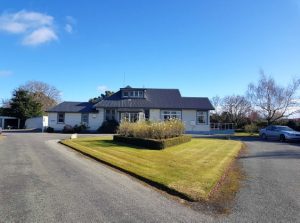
62,125,74,133
74,124,88,133
98,119,119,133
113,135,191,149
118,119,185,139
244,123,258,135
46,127,54,133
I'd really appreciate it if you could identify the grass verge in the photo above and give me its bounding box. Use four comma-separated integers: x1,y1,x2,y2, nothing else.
60,136,243,201
234,132,259,137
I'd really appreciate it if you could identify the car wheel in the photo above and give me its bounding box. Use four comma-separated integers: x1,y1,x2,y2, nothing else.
280,134,286,142
261,133,267,140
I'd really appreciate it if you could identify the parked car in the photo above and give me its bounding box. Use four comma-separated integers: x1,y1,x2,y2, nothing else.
0,127,2,134
259,125,300,141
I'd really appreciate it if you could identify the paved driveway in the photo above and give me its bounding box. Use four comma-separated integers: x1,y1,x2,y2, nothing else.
0,133,299,222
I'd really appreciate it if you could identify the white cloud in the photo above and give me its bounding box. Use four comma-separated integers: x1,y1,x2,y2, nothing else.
0,10,57,46
0,70,13,77
97,85,109,93
64,16,76,34
64,24,73,33
22,27,57,46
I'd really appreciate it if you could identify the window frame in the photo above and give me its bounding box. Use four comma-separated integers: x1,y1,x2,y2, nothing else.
196,111,207,125
123,91,129,98
122,90,144,98
161,110,182,120
81,113,89,125
57,112,65,124
120,112,140,122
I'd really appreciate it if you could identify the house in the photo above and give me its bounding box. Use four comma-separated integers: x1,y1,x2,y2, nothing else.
47,86,214,133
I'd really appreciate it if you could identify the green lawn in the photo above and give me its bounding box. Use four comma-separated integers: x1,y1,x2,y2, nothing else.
61,136,242,201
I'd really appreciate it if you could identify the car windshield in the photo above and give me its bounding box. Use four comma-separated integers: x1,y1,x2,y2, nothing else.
275,126,293,131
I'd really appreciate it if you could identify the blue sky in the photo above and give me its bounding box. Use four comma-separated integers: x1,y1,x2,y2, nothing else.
1,0,300,102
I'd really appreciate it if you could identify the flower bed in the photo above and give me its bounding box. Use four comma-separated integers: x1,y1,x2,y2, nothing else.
115,119,190,149
117,119,185,139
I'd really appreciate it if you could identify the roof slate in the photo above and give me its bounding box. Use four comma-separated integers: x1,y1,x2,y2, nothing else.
47,88,214,113
46,102,96,113
95,88,214,110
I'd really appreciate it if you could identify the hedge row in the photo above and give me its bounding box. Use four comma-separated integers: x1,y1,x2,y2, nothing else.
113,135,191,150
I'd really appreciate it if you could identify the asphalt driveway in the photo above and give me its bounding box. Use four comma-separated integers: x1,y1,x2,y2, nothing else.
0,133,299,222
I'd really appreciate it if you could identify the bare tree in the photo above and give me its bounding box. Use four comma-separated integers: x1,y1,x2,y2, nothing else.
210,95,222,115
1,99,11,108
222,95,252,127
247,72,300,125
20,81,61,112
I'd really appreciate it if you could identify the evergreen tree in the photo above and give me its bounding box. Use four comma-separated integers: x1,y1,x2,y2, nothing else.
9,89,43,127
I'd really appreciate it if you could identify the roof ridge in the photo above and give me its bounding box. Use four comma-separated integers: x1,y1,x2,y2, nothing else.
61,101,91,103
182,97,209,99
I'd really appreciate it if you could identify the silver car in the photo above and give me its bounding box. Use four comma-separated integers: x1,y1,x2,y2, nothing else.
259,125,300,141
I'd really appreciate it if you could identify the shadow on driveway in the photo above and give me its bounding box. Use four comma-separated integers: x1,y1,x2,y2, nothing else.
239,150,300,159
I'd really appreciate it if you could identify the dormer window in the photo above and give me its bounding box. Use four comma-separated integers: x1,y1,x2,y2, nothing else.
122,90,144,98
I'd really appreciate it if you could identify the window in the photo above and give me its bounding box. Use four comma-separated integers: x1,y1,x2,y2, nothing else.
161,110,181,120
196,111,207,124
57,113,65,123
122,90,144,98
121,112,139,122
105,109,116,121
123,92,129,97
81,113,89,125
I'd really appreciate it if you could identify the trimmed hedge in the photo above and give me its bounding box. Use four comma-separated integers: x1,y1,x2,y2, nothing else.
113,135,191,150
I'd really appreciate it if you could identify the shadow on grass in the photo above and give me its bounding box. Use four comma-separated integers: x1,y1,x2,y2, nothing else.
88,139,154,150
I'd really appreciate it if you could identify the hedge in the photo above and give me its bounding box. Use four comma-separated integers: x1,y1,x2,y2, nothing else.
113,135,191,150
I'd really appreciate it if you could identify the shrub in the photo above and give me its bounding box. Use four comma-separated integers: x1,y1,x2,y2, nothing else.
118,119,185,140
74,124,88,133
46,127,54,133
244,123,258,135
113,135,191,149
62,125,74,133
98,119,119,133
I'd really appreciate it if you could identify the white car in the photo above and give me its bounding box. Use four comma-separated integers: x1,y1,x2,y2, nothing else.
259,125,300,141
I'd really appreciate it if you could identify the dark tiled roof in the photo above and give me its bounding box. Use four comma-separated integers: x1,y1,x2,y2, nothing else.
95,88,214,110
46,102,97,113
